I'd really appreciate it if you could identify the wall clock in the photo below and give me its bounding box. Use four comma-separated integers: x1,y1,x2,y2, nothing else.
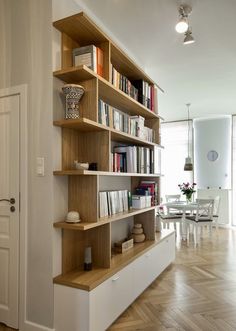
207,150,219,162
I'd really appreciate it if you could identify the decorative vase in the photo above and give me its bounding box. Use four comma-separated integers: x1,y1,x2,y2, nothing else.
155,215,162,232
185,192,193,203
62,84,85,119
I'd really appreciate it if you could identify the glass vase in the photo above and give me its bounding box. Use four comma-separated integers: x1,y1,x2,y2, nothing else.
185,193,192,203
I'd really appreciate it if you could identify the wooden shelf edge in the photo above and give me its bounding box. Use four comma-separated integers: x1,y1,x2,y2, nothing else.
53,229,174,291
54,206,156,231
54,170,162,177
53,65,162,120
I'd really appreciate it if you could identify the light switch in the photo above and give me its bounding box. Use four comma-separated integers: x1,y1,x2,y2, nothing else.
37,157,45,176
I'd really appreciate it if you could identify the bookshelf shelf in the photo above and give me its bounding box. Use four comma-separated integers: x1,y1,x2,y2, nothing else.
54,117,163,147
54,206,156,231
53,170,162,177
53,230,173,291
54,66,163,120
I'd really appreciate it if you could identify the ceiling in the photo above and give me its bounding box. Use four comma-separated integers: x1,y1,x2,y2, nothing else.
75,0,236,121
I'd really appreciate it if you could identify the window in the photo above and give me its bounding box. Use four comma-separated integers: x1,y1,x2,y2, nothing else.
161,121,193,201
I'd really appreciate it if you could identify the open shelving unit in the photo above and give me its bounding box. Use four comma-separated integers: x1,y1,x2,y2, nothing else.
53,230,172,291
53,11,167,292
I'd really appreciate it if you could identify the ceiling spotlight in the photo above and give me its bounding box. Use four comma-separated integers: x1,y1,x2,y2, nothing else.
183,29,195,44
175,4,192,34
175,17,188,33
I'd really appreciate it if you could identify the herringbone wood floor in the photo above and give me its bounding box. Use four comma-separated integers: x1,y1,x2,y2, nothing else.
1,228,236,331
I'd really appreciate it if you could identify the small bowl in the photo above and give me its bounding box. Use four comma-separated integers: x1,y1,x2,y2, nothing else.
74,162,89,170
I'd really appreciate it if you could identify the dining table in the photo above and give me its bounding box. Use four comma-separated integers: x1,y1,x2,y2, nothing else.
163,201,198,240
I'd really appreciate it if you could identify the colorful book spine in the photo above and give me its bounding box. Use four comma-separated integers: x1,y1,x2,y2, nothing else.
96,47,104,77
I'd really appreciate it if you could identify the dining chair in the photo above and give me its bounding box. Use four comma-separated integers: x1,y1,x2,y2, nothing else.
185,199,214,246
165,194,182,215
212,196,221,230
157,204,182,235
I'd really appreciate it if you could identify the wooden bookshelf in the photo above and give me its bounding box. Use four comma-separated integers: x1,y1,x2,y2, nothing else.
53,12,164,293
53,230,173,291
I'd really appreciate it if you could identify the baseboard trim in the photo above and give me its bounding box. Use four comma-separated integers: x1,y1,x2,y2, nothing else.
20,320,55,331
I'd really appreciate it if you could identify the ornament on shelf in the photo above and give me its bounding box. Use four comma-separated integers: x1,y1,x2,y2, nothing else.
66,211,80,223
74,160,89,170
62,84,85,119
131,223,145,243
84,247,92,271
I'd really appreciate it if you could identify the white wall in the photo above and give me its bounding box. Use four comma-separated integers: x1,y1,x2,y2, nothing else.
194,116,232,189
0,0,54,329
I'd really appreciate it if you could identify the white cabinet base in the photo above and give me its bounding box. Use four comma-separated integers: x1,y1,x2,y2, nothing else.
54,232,175,331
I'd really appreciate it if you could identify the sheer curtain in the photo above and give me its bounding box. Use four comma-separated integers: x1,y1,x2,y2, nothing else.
161,121,193,201
232,116,236,225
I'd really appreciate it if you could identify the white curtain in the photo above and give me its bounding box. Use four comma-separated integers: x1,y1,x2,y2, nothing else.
161,121,193,201
232,116,236,225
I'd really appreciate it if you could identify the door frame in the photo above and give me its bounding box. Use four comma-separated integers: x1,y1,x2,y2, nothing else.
0,84,28,330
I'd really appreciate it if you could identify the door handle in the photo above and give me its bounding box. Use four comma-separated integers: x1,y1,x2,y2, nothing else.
0,198,15,204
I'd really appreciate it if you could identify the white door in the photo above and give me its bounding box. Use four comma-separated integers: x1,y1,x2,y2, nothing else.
0,93,20,328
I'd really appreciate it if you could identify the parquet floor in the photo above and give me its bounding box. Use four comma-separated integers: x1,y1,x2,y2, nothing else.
108,227,236,331
1,228,236,331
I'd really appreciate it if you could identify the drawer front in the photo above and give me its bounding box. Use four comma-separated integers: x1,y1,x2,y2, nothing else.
149,233,175,281
133,252,151,298
134,234,175,299
90,263,133,331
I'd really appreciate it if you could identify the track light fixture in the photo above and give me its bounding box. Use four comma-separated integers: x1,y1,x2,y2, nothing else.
175,4,195,45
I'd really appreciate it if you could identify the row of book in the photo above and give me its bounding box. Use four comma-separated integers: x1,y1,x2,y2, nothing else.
98,99,154,142
111,65,158,113
135,180,158,207
99,190,129,218
71,45,158,114
72,44,104,77
133,80,158,113
111,65,138,101
111,145,161,174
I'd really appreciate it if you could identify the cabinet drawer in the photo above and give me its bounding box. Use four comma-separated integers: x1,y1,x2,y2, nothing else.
90,263,133,331
134,233,175,299
149,233,175,282
133,252,151,298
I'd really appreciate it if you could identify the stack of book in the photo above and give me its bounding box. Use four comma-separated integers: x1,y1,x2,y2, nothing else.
135,180,158,206
99,190,129,218
98,99,154,142
111,65,138,101
132,80,158,113
72,44,104,77
112,146,157,174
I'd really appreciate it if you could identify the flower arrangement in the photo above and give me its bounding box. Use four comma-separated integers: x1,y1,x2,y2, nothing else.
178,182,196,202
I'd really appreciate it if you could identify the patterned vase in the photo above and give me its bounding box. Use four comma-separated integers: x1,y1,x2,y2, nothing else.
62,84,85,119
